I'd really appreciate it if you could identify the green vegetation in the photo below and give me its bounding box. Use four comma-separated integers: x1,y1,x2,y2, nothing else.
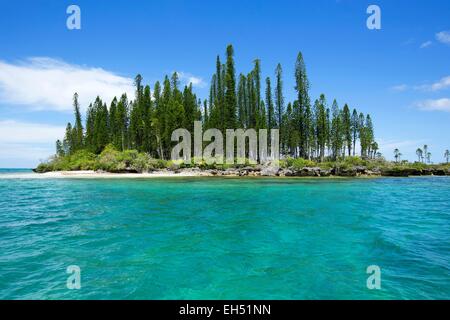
50,45,376,163
40,45,448,175
36,144,450,176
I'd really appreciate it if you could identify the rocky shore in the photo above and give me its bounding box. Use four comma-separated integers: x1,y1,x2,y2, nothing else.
31,164,450,178
151,165,450,177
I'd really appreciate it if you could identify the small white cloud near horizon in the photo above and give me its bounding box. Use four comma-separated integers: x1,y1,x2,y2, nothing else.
436,30,450,45
378,138,428,161
399,76,450,92
415,98,450,112
0,57,135,112
0,120,65,144
177,72,206,89
420,41,432,48
390,84,408,92
416,76,450,92
0,120,66,167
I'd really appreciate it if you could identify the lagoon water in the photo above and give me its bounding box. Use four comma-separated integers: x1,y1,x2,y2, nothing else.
0,169,449,299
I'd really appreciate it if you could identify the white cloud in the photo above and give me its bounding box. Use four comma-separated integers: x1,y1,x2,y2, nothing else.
390,84,408,92
0,120,65,167
177,72,206,88
378,138,427,160
436,30,450,45
422,76,450,91
409,76,450,92
416,98,450,112
420,41,432,48
0,57,134,112
378,139,426,150
0,120,65,144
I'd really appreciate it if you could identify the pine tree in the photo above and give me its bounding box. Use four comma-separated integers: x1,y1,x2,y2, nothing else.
163,72,185,157
72,93,84,151
215,56,225,132
294,52,310,158
316,94,327,162
109,97,118,148
94,102,110,153
247,71,256,128
330,99,343,160
63,122,73,155
275,63,284,130
358,112,366,157
224,45,237,129
203,99,208,126
265,77,275,130
152,81,164,158
342,104,352,157
365,114,374,157
351,109,359,156
56,139,64,157
237,74,247,127
116,94,129,151
326,107,331,157
85,103,95,152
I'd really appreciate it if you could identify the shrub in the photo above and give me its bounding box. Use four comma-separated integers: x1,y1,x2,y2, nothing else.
130,153,151,173
290,158,317,169
96,145,122,172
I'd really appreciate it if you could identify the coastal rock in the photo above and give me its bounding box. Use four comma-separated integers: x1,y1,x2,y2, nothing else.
370,167,382,175
381,169,409,177
433,169,446,176
355,166,368,174
301,167,323,177
279,169,294,176
260,166,280,176
224,168,239,176
338,168,357,177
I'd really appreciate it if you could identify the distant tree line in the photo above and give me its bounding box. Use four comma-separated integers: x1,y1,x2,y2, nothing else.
57,45,378,162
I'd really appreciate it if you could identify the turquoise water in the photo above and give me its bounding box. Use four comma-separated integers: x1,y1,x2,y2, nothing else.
0,169,449,299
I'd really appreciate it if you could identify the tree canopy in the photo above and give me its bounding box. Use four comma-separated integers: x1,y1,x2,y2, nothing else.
58,45,377,162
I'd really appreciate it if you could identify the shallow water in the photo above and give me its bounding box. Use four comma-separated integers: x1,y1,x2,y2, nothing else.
0,169,449,299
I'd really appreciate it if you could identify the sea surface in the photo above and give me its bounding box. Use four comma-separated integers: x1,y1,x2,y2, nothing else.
0,169,449,299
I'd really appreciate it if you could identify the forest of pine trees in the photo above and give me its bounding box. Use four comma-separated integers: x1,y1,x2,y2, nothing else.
57,45,378,163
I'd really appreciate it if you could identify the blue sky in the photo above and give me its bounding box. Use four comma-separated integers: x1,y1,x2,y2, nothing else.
0,0,449,167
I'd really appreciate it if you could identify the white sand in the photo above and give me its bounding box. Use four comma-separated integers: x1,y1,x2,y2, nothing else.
0,170,213,179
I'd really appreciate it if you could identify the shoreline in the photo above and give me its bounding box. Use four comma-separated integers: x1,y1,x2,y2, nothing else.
2,167,450,179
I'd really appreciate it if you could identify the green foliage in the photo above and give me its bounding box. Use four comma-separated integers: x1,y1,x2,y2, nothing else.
43,44,382,173
282,157,316,169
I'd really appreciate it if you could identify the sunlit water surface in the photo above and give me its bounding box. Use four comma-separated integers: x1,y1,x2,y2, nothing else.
0,169,449,299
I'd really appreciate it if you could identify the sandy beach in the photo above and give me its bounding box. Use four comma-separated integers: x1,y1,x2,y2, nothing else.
0,170,214,179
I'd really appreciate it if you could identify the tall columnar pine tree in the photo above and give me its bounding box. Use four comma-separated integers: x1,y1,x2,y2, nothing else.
342,104,352,157
274,63,284,150
252,59,262,130
351,109,359,156
330,99,343,160
358,112,366,157
72,92,84,152
265,77,275,130
365,114,374,158
63,122,73,155
294,52,311,158
224,45,237,130
56,45,378,163
237,74,247,128
316,94,327,162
